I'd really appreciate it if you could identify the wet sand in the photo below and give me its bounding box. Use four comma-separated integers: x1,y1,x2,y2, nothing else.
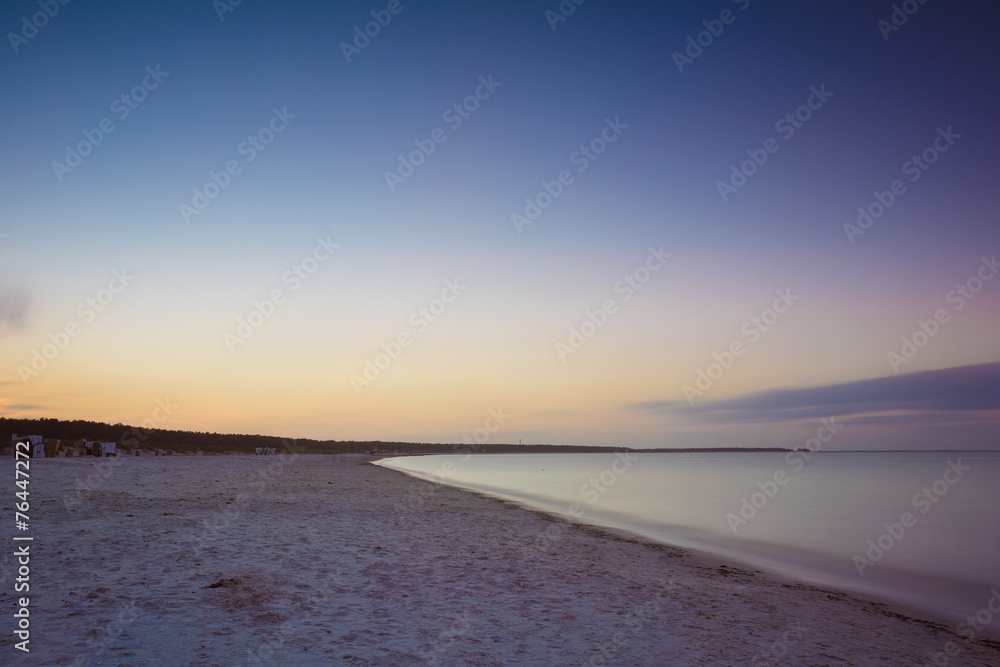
3,453,999,665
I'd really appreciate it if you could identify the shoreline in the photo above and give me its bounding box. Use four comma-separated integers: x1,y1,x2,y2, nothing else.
376,452,1000,628
377,457,1000,663
420,471,995,624
4,455,1000,665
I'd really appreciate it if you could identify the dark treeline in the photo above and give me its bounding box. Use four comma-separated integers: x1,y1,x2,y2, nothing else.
0,417,791,454
0,417,635,454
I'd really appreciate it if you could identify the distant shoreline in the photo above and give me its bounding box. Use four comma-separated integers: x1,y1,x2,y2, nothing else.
5,416,998,456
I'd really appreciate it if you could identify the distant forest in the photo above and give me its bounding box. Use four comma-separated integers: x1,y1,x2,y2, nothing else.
0,416,789,455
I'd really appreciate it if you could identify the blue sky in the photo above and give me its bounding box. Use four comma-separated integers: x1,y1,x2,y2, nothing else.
2,0,999,449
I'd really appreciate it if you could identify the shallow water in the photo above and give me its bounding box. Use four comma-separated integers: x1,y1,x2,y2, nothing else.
377,451,1000,621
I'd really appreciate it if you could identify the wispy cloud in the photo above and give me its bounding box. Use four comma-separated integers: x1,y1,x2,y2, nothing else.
5,404,45,412
0,288,29,331
630,362,1000,424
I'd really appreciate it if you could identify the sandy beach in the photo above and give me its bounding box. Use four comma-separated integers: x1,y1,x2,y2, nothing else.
3,453,1000,666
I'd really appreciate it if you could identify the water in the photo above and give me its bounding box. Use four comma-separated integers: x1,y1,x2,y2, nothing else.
377,451,1000,620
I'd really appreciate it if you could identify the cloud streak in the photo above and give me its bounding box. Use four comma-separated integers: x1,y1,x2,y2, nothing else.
631,362,1000,424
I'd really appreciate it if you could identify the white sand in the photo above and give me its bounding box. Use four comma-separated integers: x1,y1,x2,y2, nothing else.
2,453,999,665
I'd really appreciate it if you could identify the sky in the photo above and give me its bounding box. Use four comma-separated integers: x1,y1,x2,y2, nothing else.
1,0,998,450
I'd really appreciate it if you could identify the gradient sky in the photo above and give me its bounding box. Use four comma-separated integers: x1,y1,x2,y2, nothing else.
2,0,999,449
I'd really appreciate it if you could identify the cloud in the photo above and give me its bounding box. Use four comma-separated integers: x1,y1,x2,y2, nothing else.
0,288,29,331
630,362,1000,424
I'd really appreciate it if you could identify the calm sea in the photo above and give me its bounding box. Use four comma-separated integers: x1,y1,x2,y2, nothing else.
377,451,1000,620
